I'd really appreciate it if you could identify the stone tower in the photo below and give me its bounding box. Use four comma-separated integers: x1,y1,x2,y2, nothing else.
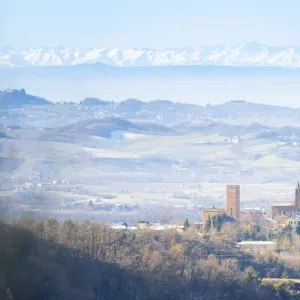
295,182,300,207
226,185,240,221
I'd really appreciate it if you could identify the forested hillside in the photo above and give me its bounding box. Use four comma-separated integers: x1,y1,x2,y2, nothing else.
1,217,297,300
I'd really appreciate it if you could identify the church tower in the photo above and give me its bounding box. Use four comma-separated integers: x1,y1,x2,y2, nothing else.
295,182,300,207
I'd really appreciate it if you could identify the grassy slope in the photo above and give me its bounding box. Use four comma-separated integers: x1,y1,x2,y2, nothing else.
252,154,300,167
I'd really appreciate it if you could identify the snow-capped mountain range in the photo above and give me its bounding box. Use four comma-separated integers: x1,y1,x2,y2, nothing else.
2,41,300,68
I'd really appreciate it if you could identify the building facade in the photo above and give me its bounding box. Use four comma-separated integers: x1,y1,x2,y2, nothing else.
202,208,225,224
270,182,300,218
286,215,300,228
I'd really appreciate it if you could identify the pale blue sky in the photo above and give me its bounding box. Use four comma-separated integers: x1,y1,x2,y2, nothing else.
1,0,299,48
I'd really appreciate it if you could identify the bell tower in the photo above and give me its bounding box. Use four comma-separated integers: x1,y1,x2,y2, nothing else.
295,182,300,207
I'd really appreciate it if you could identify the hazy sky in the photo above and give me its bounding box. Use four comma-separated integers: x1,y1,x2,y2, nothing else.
1,0,299,48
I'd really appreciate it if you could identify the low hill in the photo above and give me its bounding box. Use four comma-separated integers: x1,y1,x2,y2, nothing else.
175,120,300,140
175,121,268,137
0,89,51,108
208,100,293,117
119,98,145,111
58,117,173,138
115,98,292,118
80,97,110,106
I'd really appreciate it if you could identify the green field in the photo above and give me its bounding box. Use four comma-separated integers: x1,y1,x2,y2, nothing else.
252,154,300,168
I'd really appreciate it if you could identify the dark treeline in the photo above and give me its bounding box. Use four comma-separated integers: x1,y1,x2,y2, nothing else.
0,218,297,300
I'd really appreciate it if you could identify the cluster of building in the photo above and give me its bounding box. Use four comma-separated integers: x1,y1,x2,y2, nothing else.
201,183,300,255
111,223,185,232
174,204,203,211
61,200,139,212
202,182,300,227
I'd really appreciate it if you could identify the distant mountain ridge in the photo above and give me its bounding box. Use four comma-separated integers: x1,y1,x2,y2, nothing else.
2,40,300,68
0,89,295,113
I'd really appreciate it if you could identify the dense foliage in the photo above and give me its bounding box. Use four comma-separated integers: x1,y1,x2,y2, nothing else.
0,218,298,300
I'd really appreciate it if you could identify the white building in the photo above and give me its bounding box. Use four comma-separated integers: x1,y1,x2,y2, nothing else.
237,241,277,255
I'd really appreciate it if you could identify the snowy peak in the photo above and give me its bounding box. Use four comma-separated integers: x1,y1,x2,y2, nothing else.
2,41,300,68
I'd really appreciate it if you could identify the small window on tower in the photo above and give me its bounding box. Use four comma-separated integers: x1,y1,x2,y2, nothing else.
230,208,232,216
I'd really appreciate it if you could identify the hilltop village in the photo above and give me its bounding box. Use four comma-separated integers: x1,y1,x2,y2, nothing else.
110,183,300,246
98,182,300,258
204,183,300,223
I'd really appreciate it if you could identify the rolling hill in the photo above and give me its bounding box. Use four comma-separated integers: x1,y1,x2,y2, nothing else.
0,89,51,108
57,117,174,138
